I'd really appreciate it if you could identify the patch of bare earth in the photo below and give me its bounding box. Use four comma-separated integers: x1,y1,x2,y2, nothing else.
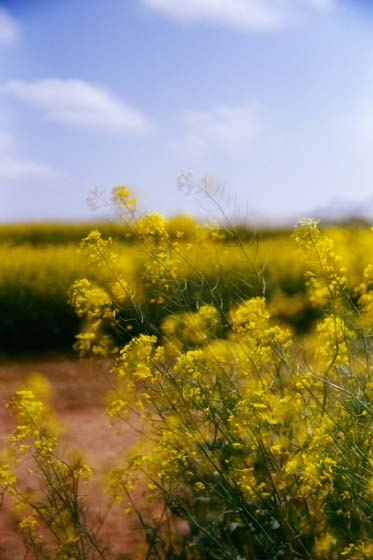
0,356,148,559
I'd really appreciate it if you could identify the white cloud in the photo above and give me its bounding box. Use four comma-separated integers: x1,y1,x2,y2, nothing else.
0,132,56,181
0,8,20,47
144,0,285,29
0,155,56,180
143,0,336,30
2,79,150,133
179,103,262,158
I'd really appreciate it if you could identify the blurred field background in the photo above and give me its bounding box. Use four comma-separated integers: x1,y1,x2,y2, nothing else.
1,219,372,357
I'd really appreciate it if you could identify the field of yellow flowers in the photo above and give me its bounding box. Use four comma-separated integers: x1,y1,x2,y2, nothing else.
1,189,373,558
1,215,372,356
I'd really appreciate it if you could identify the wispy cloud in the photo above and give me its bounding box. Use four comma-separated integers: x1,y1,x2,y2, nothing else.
0,155,56,180
176,103,262,158
143,0,336,30
0,131,56,181
0,8,20,47
2,79,151,133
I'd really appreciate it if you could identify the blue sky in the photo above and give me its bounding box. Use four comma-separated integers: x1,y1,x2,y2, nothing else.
1,0,373,223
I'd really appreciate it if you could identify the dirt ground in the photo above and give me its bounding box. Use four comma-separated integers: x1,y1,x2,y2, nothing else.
0,356,148,559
